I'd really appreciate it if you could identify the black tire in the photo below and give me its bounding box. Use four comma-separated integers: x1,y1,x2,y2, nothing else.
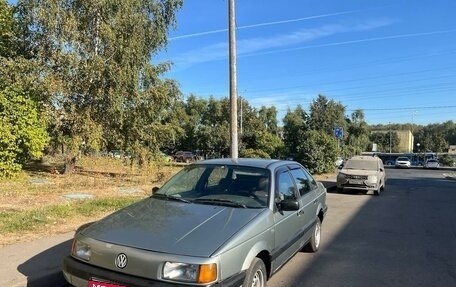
373,189,380,196
242,258,267,287
304,217,321,252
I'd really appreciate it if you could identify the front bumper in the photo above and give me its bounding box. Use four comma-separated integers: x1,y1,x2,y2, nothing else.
63,256,245,287
337,181,379,191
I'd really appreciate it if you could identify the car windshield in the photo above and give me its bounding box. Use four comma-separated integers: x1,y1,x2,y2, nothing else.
344,159,378,171
397,157,409,161
154,164,270,208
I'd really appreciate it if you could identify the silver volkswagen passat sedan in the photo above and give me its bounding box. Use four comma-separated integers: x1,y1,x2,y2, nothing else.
63,158,328,287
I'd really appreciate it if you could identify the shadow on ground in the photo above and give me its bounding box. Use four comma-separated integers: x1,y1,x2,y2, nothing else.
17,240,72,287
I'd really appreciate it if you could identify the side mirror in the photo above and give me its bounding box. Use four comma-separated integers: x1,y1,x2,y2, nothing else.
151,186,160,195
279,199,300,211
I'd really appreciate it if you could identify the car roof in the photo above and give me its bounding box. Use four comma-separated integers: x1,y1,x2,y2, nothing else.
348,156,382,162
195,158,294,169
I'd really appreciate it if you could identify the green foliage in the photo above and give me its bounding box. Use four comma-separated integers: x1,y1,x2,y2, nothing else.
414,121,455,152
241,130,283,159
0,0,16,57
294,130,339,174
345,109,371,155
439,154,455,167
16,0,184,162
369,131,399,153
282,105,309,157
240,148,270,159
0,87,49,177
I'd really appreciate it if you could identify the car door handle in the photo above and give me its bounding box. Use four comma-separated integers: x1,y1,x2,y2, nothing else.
297,209,305,216
313,199,318,205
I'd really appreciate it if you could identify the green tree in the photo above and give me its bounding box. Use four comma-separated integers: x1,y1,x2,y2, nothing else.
282,105,309,158
0,0,16,57
346,109,370,155
258,106,279,134
309,94,346,136
16,0,183,170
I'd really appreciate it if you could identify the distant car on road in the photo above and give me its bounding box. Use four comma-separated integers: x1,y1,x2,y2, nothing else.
337,155,386,195
173,151,195,163
395,156,411,168
62,158,328,287
424,159,439,169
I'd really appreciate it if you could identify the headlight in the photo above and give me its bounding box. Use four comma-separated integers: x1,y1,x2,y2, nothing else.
337,173,347,182
163,262,217,284
72,240,91,261
367,175,378,183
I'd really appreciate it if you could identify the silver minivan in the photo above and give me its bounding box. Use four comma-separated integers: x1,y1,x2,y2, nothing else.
63,158,328,287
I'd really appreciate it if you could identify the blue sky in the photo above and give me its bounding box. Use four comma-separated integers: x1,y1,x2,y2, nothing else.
156,0,456,126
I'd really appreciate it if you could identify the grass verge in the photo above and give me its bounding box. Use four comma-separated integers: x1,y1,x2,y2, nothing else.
0,197,138,234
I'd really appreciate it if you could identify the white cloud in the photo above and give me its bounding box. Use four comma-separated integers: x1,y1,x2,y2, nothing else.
171,19,394,69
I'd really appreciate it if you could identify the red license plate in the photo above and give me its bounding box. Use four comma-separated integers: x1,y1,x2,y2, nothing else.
88,280,127,287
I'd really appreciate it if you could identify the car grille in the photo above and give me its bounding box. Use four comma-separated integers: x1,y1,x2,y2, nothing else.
346,174,368,180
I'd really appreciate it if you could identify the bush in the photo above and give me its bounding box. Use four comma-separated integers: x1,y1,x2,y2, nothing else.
0,88,49,177
295,130,339,174
439,154,455,167
240,148,270,159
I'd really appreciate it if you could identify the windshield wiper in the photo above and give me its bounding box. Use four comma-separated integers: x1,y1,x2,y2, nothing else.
193,198,247,208
153,194,191,203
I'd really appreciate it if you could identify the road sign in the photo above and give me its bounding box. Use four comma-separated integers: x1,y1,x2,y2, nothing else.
334,127,343,139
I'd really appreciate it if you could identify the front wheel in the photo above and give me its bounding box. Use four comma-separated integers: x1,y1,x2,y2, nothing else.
243,258,267,287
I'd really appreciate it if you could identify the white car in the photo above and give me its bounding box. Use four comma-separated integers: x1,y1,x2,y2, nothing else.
395,157,411,168
337,156,386,196
424,159,439,169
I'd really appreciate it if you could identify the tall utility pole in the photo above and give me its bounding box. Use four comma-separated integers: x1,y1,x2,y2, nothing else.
229,0,238,158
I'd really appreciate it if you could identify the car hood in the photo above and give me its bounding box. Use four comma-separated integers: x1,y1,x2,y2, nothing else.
340,169,380,176
80,197,265,257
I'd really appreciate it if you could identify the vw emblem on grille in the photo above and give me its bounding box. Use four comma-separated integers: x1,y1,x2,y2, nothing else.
115,253,128,269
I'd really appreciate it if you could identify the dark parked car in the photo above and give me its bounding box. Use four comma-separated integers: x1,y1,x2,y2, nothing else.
173,151,196,163
63,158,328,287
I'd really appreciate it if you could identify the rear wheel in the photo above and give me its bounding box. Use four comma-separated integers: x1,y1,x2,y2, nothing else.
243,258,266,287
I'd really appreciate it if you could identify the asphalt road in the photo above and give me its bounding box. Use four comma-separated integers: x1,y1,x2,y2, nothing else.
268,167,456,287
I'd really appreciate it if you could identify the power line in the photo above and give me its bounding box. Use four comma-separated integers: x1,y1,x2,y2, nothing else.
346,105,456,112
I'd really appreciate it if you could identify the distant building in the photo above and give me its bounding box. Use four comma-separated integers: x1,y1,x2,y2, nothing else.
449,145,456,154
371,129,414,153
396,130,414,153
